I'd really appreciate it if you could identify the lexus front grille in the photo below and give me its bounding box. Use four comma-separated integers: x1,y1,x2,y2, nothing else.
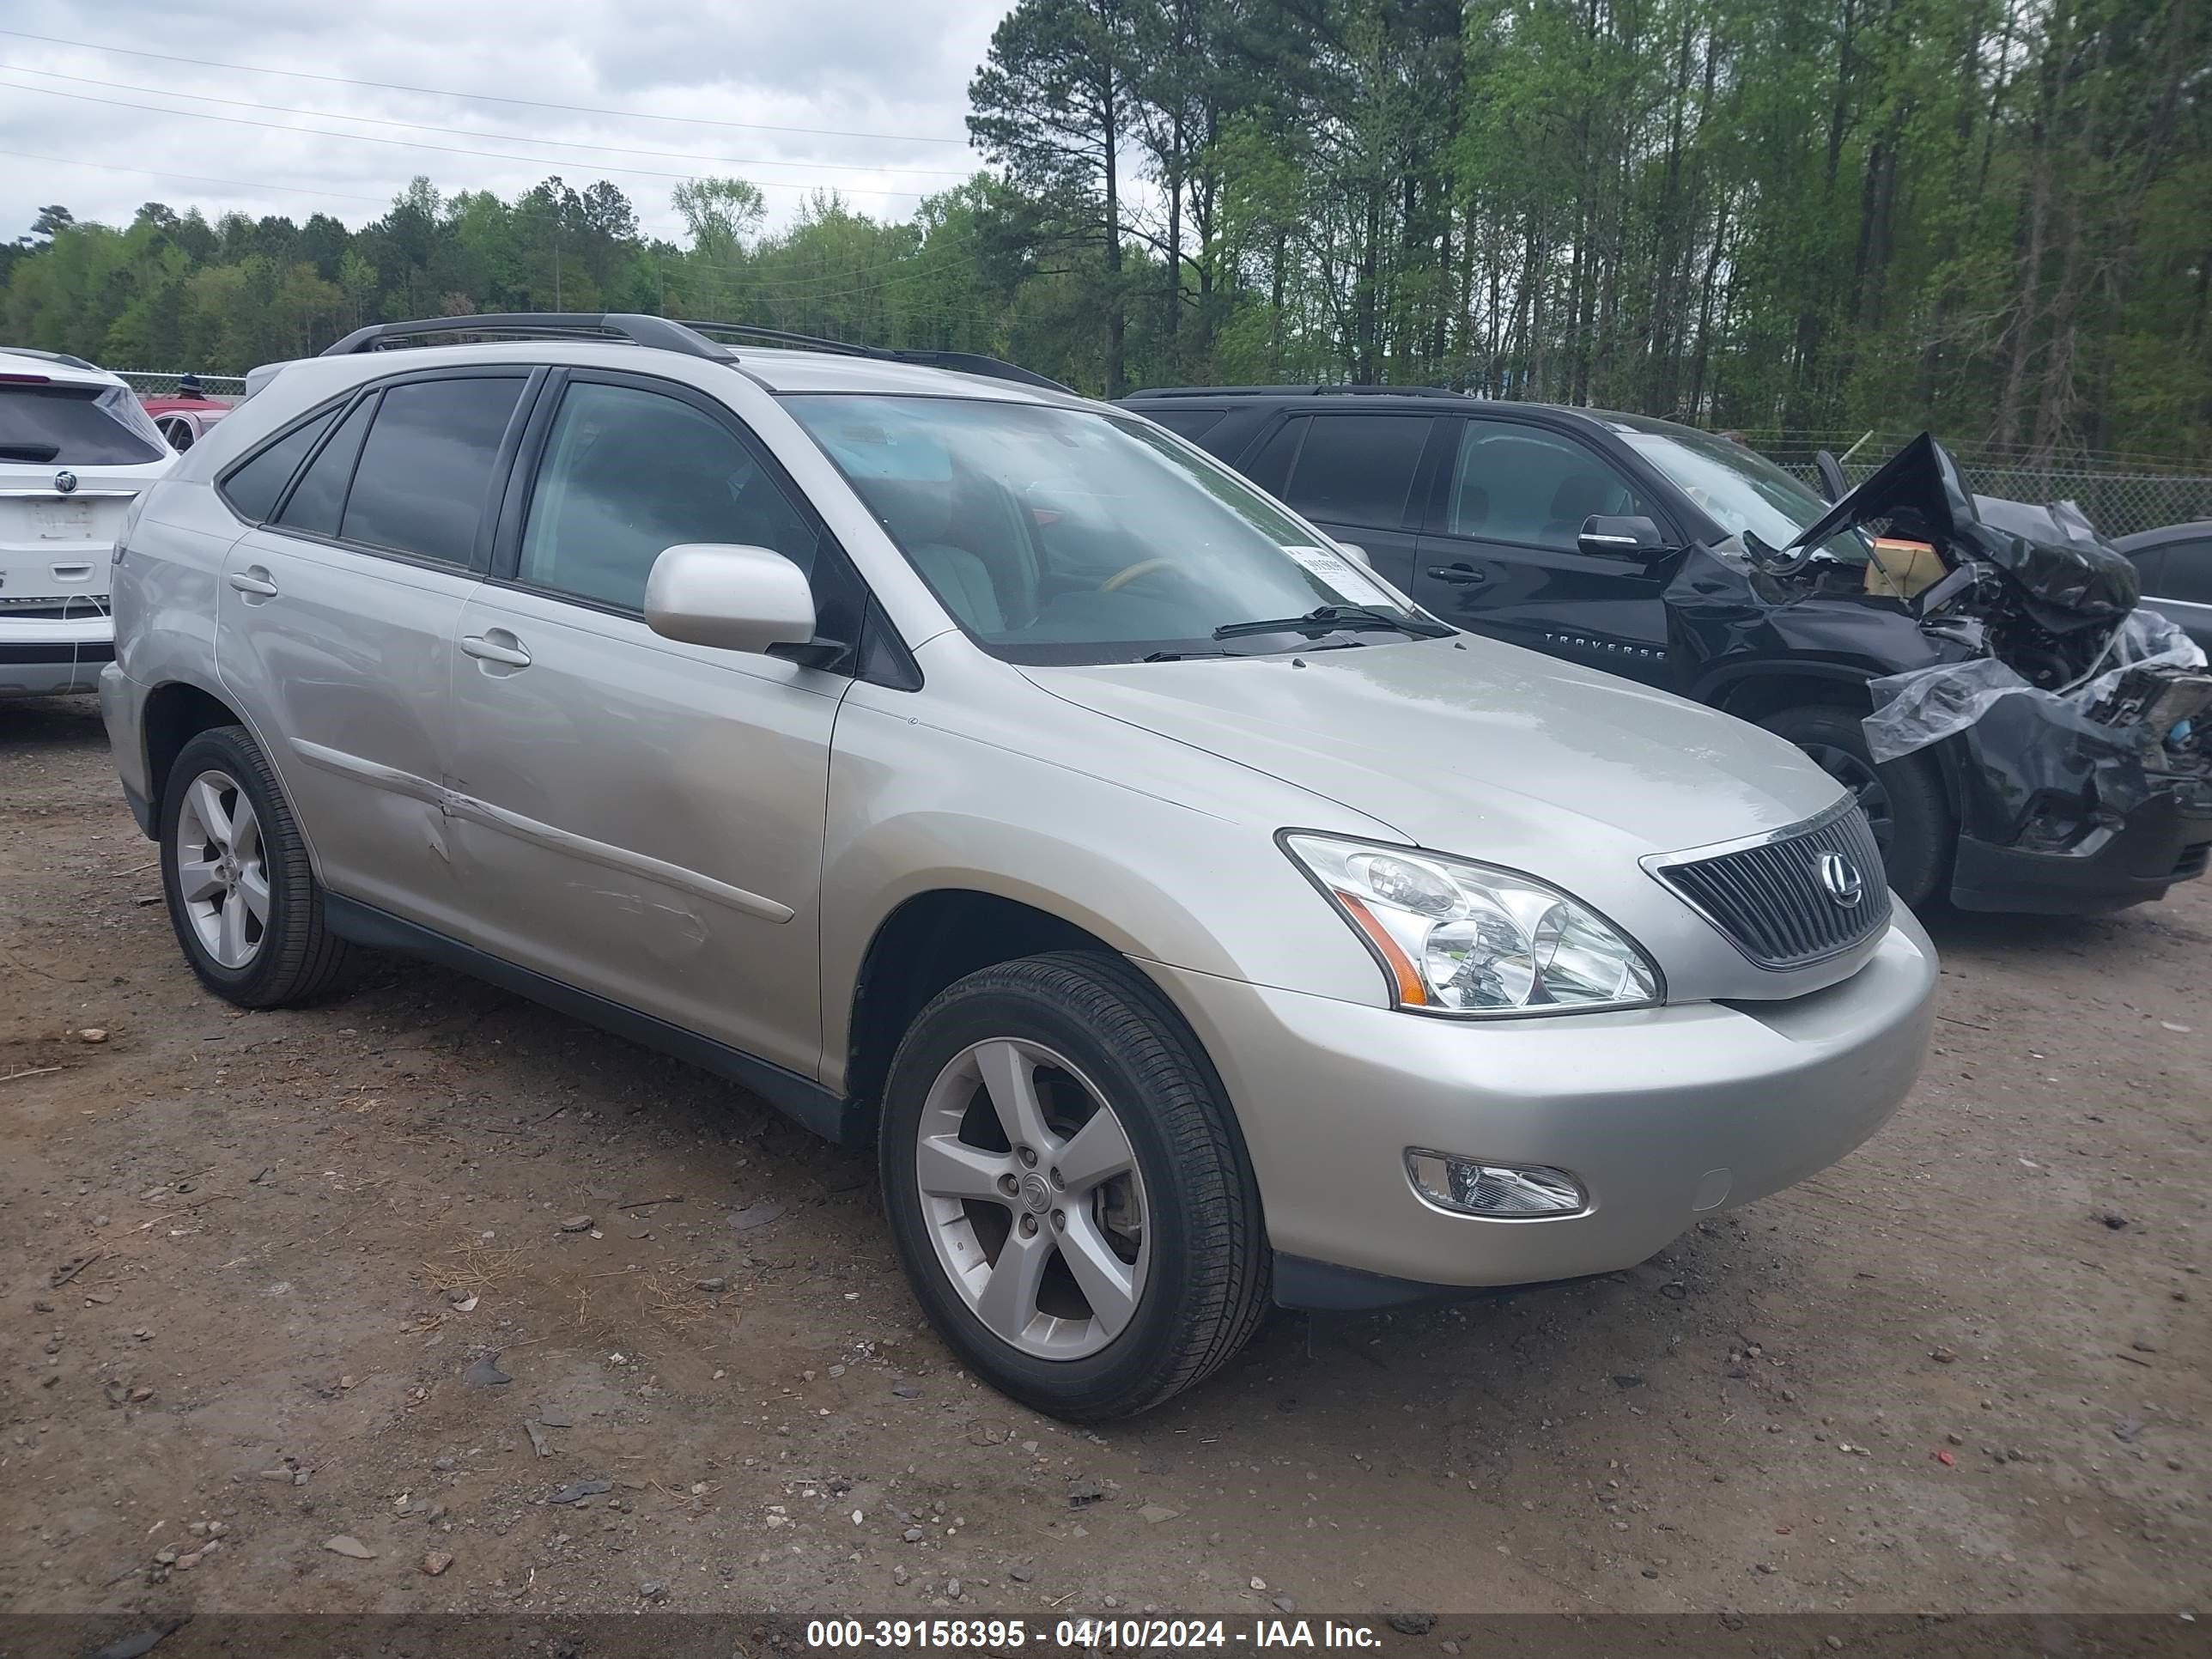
1644,799,1892,969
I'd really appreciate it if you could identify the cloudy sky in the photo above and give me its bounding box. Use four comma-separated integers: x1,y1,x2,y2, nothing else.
0,0,1008,243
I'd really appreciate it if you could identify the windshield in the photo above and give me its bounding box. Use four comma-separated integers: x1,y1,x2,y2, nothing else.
782,393,1433,663
1619,424,1869,563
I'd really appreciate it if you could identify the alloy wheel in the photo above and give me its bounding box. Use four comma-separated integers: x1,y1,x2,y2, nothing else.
173,769,270,969
913,1037,1150,1360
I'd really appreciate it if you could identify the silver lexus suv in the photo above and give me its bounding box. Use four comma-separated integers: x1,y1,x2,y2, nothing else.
100,315,1936,1419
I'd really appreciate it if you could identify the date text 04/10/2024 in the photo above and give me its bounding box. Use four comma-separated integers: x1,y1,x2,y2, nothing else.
804,1618,1386,1649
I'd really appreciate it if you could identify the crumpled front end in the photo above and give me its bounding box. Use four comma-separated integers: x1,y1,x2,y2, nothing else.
1777,434,2212,912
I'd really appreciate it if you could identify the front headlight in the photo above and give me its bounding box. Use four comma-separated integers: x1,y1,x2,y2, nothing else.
1282,832,1662,1017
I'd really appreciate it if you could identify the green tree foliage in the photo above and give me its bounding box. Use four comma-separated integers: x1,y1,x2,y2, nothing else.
6,0,2206,462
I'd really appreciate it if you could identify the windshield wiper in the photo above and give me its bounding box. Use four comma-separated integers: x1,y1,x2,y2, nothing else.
1211,605,1451,642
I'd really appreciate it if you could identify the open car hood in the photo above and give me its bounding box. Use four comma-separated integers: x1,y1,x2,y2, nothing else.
1788,432,2140,623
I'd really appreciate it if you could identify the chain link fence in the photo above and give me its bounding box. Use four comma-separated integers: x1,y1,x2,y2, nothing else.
1759,434,2212,539
114,371,247,400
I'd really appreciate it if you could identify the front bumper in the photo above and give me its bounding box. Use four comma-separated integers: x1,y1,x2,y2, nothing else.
1143,911,1937,1298
0,613,113,696
1944,695,2212,914
1950,775,2212,914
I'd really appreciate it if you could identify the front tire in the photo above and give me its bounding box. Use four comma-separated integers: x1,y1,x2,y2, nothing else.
159,725,355,1007
878,952,1269,1420
1761,703,1952,908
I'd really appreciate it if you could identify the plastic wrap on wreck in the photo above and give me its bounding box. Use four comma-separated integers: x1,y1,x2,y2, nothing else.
1970,520,2141,621
1863,609,2209,765
1971,495,2100,550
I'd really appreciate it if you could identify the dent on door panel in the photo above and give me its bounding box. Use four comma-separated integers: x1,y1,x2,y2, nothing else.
216,532,478,933
443,590,841,1079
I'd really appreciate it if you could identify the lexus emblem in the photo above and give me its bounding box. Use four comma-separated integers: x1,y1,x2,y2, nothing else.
53,470,78,495
1816,850,1865,908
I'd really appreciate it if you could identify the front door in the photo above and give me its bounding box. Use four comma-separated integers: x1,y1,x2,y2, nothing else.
1412,416,1676,684
216,372,532,938
443,370,849,1079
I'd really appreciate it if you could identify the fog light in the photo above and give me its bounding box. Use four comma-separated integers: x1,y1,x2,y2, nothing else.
1406,1149,1586,1218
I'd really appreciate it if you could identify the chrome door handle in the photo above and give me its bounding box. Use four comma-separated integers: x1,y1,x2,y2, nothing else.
227,570,279,598
1425,564,1486,585
461,633,532,668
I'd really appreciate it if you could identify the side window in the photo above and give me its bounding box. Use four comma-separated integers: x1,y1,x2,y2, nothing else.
1280,414,1431,529
1146,408,1227,443
1448,422,1656,551
341,377,526,568
2127,547,2168,595
2156,540,2212,605
218,406,340,523
518,380,818,614
273,394,375,538
1242,416,1307,495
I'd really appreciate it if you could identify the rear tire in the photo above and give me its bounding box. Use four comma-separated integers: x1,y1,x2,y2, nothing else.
159,725,355,1007
878,951,1269,1420
1761,703,1951,908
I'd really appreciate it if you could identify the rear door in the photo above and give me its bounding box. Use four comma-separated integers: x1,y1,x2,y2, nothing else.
216,368,536,938
442,368,852,1079
1255,410,1444,593
1412,416,1676,684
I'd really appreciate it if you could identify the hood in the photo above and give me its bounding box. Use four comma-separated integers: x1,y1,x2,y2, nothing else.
1789,432,2139,624
1023,635,1845,865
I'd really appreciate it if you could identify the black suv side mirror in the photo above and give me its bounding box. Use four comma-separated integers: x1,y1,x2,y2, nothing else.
1577,515,1673,559
1813,449,1848,503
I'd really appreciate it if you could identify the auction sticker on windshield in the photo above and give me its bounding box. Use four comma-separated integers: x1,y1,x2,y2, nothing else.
1283,544,1395,608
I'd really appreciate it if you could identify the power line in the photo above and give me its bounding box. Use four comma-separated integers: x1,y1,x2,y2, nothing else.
0,79,939,199
0,145,391,205
0,63,979,179
0,27,974,146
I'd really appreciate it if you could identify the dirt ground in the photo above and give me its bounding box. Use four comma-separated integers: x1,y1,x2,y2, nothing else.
2,692,2205,1623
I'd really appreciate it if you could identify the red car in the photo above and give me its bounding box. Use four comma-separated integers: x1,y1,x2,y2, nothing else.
139,392,230,452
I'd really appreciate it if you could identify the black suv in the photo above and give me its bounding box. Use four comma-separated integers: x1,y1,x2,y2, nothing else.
1119,386,2212,915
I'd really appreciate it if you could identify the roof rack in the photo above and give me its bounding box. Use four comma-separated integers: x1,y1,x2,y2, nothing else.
0,346,104,373
675,321,1072,392
322,313,736,362
1122,384,1467,399
319,313,1073,394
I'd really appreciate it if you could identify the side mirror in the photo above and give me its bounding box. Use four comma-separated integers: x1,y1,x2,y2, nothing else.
1577,515,1672,560
1814,449,1848,504
645,544,817,655
1333,541,1373,569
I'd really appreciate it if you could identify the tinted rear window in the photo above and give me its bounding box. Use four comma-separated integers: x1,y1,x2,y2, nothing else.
1242,416,1307,495
0,381,167,465
340,378,525,568
1144,408,1227,442
275,395,375,538
1279,413,1432,529
220,406,340,522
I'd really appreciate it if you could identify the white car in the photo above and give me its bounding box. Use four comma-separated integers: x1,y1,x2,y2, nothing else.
2,349,174,696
